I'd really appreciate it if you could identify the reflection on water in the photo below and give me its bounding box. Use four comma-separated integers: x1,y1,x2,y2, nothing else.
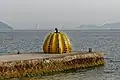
1,30,120,80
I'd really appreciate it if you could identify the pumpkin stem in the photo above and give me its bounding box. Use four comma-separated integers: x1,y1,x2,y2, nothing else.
55,28,59,33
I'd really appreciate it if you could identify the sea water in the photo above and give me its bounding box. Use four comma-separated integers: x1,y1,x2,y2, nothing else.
0,30,120,80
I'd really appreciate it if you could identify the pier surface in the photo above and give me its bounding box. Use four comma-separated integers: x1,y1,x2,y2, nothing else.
0,51,83,62
0,51,105,79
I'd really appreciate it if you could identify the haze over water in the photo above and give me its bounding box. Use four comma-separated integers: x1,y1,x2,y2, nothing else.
0,0,120,30
0,0,120,79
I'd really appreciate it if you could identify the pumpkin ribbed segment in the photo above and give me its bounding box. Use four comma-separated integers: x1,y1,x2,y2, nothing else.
62,33,72,52
43,32,72,54
43,33,53,53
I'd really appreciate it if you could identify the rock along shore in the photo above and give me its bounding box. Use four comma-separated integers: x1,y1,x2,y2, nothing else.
0,51,105,79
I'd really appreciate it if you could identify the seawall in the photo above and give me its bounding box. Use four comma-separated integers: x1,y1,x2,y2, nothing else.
0,51,105,79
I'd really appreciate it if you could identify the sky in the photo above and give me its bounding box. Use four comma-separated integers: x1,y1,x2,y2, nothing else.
0,0,120,30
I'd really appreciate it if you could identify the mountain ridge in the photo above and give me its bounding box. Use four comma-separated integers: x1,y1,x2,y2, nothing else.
78,22,120,30
0,21,13,30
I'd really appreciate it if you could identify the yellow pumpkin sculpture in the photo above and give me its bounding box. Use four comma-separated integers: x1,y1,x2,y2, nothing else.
43,28,72,54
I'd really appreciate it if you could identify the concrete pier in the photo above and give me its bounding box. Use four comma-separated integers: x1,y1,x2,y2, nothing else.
0,51,105,79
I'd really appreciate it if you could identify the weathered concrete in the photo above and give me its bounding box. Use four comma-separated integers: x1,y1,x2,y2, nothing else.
0,51,105,79
0,51,94,61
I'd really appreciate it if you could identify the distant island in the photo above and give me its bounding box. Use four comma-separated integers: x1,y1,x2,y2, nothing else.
0,21,13,31
77,22,120,30
1,21,120,31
